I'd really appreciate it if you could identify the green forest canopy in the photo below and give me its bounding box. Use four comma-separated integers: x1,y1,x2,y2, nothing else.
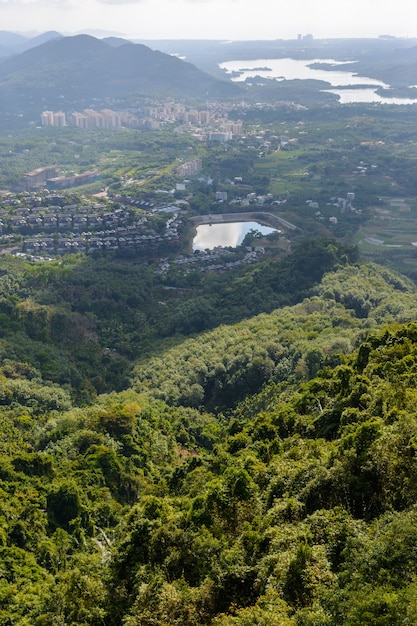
2,250,417,623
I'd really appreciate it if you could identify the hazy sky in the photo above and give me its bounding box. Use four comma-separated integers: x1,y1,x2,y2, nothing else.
1,0,416,41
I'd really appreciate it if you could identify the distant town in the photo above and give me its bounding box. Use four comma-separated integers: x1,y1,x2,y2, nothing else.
40,103,244,140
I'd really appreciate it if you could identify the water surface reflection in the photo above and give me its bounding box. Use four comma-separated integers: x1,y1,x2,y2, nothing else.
193,221,276,251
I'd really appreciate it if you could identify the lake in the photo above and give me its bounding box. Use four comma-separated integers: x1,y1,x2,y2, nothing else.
324,88,417,105
193,221,277,251
219,58,417,104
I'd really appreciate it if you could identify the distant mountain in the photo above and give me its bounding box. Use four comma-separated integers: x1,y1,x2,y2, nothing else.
0,34,238,119
18,31,63,52
0,31,28,57
0,30,28,48
102,36,134,48
0,30,62,58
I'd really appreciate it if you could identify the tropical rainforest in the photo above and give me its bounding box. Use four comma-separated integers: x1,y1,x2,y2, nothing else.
2,237,417,624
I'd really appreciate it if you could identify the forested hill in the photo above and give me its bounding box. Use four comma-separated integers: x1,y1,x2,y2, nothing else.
133,262,417,409
0,34,238,116
3,252,417,623
0,239,358,404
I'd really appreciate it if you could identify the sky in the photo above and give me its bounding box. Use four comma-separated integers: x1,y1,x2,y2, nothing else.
1,0,417,41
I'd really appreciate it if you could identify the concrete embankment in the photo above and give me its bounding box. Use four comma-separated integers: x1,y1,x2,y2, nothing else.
190,212,297,231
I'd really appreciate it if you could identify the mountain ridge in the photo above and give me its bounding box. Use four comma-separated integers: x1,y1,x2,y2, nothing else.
0,34,239,117
0,29,62,57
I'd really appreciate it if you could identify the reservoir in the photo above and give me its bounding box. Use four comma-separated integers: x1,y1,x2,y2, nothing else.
219,57,387,88
219,58,417,104
193,221,277,251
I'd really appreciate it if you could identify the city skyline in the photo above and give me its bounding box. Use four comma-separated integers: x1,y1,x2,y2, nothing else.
1,0,416,42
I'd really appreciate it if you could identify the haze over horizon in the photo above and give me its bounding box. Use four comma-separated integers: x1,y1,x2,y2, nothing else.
1,0,416,42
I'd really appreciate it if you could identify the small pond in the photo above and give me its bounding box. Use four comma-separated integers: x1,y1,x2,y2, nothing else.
192,221,278,251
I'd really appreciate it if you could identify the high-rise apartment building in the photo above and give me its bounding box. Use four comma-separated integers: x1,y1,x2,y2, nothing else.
41,111,66,126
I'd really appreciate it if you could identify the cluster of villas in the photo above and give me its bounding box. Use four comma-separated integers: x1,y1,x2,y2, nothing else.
22,226,180,256
159,246,265,275
0,197,182,256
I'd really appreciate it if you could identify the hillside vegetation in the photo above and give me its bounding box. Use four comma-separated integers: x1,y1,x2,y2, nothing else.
2,248,417,623
0,35,238,118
